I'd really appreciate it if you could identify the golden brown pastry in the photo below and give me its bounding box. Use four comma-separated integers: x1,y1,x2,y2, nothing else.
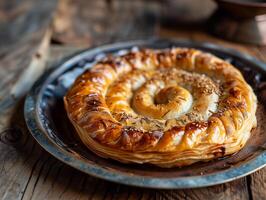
64,48,257,168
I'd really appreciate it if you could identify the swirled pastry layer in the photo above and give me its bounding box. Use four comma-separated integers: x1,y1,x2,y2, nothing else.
64,48,257,168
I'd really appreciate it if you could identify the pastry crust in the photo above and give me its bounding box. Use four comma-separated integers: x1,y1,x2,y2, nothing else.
64,48,257,168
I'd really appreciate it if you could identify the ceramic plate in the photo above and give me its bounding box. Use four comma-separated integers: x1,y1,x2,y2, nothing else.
24,38,266,189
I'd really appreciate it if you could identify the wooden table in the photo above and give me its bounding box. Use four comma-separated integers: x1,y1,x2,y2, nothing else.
0,1,265,199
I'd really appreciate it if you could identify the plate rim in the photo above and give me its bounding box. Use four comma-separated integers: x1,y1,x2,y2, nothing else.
24,38,266,189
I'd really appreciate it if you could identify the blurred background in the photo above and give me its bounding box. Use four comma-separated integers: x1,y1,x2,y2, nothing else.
0,0,218,48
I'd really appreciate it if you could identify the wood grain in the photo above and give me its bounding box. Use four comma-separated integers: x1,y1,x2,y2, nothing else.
244,46,266,200
156,179,250,200
0,0,57,110
0,1,56,199
0,0,266,200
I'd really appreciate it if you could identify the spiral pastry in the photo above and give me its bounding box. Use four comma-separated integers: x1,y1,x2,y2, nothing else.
64,48,257,168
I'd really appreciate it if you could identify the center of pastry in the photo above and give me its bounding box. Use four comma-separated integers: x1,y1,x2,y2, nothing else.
105,67,220,129
132,81,193,120
154,86,188,104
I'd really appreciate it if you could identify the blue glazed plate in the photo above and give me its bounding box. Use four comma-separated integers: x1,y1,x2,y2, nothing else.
24,38,266,189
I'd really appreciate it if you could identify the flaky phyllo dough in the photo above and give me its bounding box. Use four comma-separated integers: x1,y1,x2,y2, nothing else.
64,48,257,168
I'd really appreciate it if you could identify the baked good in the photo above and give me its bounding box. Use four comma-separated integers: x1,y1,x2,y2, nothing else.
64,48,257,168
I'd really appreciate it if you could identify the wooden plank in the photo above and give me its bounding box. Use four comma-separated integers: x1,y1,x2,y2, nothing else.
156,179,250,200
0,0,57,110
0,0,56,199
245,46,266,200
0,99,44,200
249,169,266,200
